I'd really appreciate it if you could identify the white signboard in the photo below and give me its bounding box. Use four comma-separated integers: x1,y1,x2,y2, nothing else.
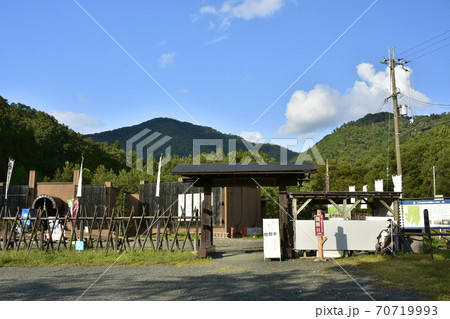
178,193,204,217
400,200,450,229
49,220,64,241
263,219,281,261
185,194,193,216
193,193,203,215
295,220,387,251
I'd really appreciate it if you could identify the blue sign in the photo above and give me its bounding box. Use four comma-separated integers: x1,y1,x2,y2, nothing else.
18,209,31,233
75,241,84,251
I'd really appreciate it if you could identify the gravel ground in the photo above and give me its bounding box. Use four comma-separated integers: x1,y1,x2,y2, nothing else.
0,239,422,301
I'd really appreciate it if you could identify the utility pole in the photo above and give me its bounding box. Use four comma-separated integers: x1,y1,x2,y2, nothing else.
433,166,436,198
381,47,407,178
325,159,330,192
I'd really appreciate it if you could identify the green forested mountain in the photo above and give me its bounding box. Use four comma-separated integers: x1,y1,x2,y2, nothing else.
305,112,450,198
1,95,448,199
0,96,125,184
84,117,299,161
0,96,277,194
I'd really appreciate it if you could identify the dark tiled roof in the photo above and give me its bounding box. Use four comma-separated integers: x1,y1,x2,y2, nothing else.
172,162,317,175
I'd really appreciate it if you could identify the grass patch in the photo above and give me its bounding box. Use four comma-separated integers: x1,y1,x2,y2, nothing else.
337,252,450,300
0,249,211,268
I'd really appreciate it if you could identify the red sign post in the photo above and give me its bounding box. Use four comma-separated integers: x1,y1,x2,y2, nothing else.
315,210,327,259
314,214,324,237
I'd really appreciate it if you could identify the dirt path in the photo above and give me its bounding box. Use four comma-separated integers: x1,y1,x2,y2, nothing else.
0,239,422,301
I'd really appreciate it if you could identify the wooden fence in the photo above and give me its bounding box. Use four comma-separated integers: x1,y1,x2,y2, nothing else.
0,205,200,255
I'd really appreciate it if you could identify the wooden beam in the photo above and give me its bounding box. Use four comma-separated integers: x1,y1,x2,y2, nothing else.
378,199,396,215
294,198,312,218
343,199,348,220
328,199,343,214
348,199,362,214
292,198,297,219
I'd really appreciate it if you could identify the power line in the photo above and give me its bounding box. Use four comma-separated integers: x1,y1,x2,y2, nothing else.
250,0,380,126
400,94,450,107
400,119,450,136
376,99,388,113
404,36,450,60
397,29,450,56
407,42,450,62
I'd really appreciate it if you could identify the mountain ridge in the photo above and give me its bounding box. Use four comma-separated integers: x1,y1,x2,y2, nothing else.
84,117,299,161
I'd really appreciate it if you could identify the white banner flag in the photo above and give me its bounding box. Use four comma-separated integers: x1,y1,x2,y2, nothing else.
392,175,402,193
375,179,383,192
5,158,15,200
349,185,355,203
156,155,162,198
361,184,368,209
76,155,84,198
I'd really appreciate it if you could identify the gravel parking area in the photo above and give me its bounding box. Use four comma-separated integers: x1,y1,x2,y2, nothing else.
0,239,422,301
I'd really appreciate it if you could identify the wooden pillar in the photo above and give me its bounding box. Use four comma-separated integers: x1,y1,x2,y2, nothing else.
2,221,8,250
279,184,291,259
393,199,399,223
343,199,348,220
28,170,37,208
198,183,214,257
317,209,327,259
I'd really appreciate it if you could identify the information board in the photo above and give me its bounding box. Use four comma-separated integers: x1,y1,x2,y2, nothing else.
400,199,450,229
263,219,281,261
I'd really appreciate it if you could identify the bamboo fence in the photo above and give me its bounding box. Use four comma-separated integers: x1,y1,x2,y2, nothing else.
0,205,200,255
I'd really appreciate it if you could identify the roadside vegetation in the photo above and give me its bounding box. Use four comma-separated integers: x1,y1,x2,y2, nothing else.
0,249,210,268
336,240,450,301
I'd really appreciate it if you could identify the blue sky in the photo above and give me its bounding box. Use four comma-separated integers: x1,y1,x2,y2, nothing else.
1,0,449,152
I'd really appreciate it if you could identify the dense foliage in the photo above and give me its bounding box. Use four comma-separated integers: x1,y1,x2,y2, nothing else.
1,96,448,201
0,96,125,184
304,112,450,198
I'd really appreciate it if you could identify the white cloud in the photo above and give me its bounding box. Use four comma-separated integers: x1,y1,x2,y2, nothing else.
51,111,102,134
158,52,176,68
206,34,229,45
200,5,217,14
200,0,284,27
278,84,344,136
179,88,190,94
224,0,284,20
77,94,87,103
240,131,266,143
278,63,430,136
